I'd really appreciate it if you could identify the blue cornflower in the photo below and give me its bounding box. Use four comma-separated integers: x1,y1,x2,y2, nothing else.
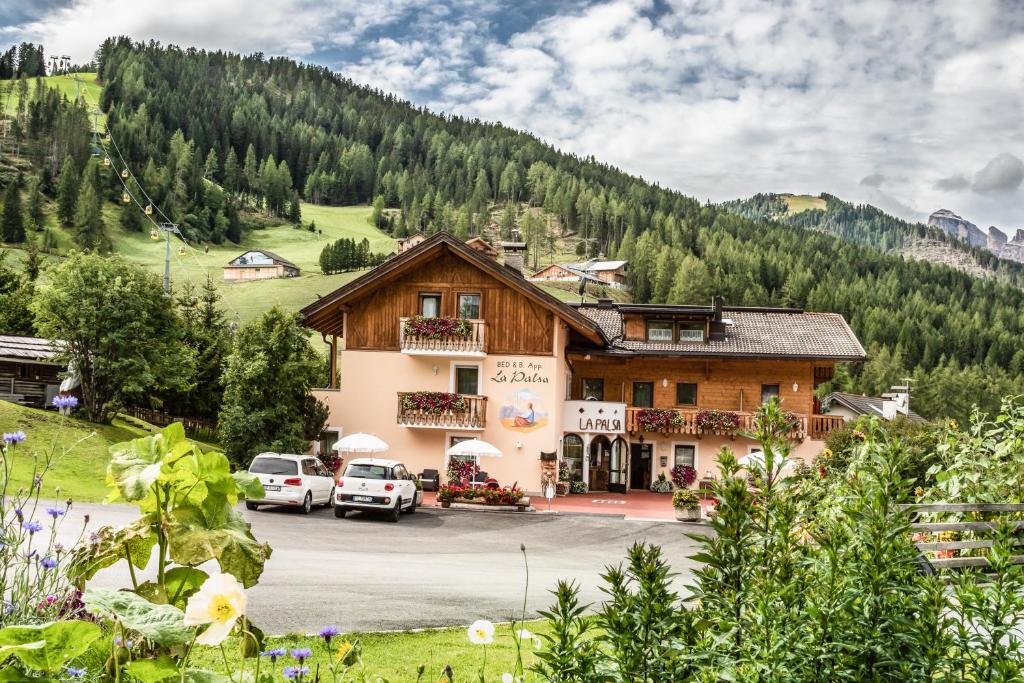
53,395,79,409
14,507,23,521
46,507,65,519
40,557,57,570
22,521,43,534
260,648,287,662
283,666,309,680
290,648,312,663
318,625,339,645
64,666,86,678
2,431,26,444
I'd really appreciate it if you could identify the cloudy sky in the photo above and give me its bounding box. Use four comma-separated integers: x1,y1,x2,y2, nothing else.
3,0,1022,229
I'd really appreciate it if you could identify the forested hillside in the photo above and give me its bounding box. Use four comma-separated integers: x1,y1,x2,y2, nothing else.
3,37,1024,420
722,192,1023,285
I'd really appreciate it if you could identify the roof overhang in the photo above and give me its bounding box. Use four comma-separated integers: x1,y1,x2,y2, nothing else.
300,232,607,344
567,346,865,362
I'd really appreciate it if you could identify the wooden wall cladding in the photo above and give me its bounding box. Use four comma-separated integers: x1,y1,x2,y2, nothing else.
344,250,554,355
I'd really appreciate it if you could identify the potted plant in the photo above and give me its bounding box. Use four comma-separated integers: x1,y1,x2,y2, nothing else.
438,484,462,508
672,489,701,522
556,461,571,496
695,409,741,436
670,464,697,489
569,480,588,494
650,472,673,493
403,316,473,340
413,474,424,506
635,408,683,432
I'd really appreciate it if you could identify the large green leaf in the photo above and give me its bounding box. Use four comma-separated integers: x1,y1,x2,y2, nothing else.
233,471,266,501
136,567,209,609
0,667,38,682
0,622,101,672
126,656,180,683
182,670,231,683
83,589,192,647
166,507,272,588
66,517,157,582
107,423,186,502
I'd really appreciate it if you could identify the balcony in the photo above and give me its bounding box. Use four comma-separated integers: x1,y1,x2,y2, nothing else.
396,392,487,430
625,408,844,442
399,317,486,357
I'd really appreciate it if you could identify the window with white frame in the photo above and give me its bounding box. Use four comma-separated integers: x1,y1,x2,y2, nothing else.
673,444,696,468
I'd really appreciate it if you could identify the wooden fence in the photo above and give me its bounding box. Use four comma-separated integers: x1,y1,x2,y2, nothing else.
128,407,217,435
902,502,1024,571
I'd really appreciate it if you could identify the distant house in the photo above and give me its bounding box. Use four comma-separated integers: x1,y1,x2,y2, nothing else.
821,389,925,423
0,335,66,408
223,250,300,282
528,259,628,289
396,233,426,254
465,236,498,258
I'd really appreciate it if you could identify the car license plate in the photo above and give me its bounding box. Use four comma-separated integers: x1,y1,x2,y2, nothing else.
352,495,373,503
264,485,281,492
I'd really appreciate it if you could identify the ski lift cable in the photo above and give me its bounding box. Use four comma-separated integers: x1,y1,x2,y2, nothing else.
102,125,176,226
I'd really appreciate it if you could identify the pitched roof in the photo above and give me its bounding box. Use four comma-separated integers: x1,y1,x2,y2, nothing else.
823,392,925,422
0,335,61,363
572,303,866,360
300,232,607,344
225,250,298,269
582,260,627,272
528,263,603,284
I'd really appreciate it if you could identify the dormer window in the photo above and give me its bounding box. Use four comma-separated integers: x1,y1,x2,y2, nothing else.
678,323,705,342
646,321,674,342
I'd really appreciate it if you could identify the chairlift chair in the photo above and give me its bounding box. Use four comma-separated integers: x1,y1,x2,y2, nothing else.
145,204,153,216
149,228,160,241
121,169,129,179
121,192,130,204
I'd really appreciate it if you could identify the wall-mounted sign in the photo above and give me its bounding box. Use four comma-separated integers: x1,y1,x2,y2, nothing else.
490,360,550,385
562,400,627,435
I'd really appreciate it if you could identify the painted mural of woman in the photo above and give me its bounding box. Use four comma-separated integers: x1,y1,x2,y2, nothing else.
514,402,536,427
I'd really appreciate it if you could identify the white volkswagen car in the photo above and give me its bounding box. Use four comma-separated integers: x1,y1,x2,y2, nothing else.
334,458,418,522
246,452,335,514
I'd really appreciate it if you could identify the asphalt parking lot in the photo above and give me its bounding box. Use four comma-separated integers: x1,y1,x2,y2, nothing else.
65,502,706,634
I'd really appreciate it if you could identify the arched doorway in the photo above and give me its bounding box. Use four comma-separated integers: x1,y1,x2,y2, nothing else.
609,437,629,493
588,435,612,491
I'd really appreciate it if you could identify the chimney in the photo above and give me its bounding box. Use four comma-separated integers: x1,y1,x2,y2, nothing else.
596,297,614,309
712,295,724,322
500,229,527,276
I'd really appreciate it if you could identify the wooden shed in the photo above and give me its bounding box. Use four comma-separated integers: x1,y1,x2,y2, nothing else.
0,335,65,408
223,250,300,282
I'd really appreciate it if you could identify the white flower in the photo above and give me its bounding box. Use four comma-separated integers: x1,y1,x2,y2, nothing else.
467,619,494,645
516,629,533,640
502,674,514,683
183,572,247,645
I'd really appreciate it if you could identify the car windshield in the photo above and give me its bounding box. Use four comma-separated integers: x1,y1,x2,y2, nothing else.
249,457,298,475
344,463,390,479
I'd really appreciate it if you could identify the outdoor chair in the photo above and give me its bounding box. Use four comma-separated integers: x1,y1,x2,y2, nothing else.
471,471,489,487
419,469,439,491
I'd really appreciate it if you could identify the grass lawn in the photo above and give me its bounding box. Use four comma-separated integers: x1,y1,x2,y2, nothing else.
781,194,826,215
1,73,105,123
2,203,388,323
190,621,555,681
1,401,221,502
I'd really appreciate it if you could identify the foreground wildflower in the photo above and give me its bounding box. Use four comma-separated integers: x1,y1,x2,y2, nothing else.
283,666,309,680
290,648,312,664
468,619,494,645
183,572,247,645
64,667,85,678
53,395,78,409
46,507,65,519
335,640,354,665
261,648,286,663
40,557,57,570
3,431,26,444
22,521,43,534
318,625,339,645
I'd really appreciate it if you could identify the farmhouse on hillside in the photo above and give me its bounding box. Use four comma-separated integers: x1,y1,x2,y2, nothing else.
0,335,67,408
528,259,629,289
396,232,427,254
223,250,300,281
300,232,865,494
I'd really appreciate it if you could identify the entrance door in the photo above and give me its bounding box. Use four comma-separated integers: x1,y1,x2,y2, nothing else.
630,443,652,490
608,438,628,493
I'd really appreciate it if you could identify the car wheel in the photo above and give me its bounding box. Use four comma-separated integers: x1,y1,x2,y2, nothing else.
388,500,401,523
300,492,312,515
245,501,259,511
325,487,335,507
333,505,347,519
405,494,416,514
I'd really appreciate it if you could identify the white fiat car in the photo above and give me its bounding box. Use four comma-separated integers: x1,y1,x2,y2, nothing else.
334,458,418,522
246,453,335,514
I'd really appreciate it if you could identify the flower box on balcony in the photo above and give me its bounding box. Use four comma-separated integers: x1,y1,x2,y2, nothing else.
402,316,472,340
401,391,467,415
635,408,683,432
696,409,741,435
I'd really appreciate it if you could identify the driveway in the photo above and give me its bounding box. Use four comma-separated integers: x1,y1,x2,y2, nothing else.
60,502,706,635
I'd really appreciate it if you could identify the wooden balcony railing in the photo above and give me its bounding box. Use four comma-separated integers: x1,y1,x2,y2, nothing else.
396,393,487,430
399,317,486,355
623,408,846,441
808,414,846,440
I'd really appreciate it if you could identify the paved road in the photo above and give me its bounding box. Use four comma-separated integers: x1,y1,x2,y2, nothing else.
57,502,705,635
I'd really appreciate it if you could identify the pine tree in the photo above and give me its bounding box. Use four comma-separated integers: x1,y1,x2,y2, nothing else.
24,242,41,281
25,176,44,231
223,147,240,193
0,180,25,243
203,148,220,181
56,156,79,226
73,175,106,251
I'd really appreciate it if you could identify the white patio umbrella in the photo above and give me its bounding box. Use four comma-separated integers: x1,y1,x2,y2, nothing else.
333,433,389,453
739,450,794,479
446,438,502,458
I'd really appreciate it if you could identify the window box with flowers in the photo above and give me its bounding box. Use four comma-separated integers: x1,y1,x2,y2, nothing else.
672,489,701,522
696,409,741,436
402,316,473,340
635,408,683,432
402,391,467,415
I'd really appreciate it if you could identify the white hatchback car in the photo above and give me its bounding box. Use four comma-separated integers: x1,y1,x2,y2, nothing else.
334,458,418,522
246,452,335,514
